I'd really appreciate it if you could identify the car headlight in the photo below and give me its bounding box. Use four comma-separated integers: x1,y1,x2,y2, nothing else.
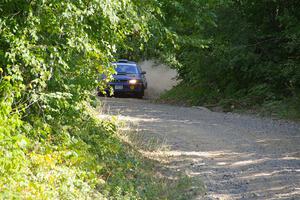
129,79,137,84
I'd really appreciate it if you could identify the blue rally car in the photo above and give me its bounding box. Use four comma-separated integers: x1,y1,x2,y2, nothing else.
102,59,147,98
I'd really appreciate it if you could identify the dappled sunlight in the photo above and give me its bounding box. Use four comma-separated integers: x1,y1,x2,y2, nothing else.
118,115,161,123
142,148,296,196
138,146,300,199
240,169,300,179
140,150,241,160
231,158,270,167
280,156,300,161
256,138,282,143
97,113,161,123
216,162,228,166
274,188,300,199
210,193,234,200
100,97,300,200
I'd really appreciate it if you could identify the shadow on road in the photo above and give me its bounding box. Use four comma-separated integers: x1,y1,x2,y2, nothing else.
99,97,300,200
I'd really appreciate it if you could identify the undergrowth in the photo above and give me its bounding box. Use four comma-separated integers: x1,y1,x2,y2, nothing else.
160,82,300,120
1,101,137,199
0,1,195,198
1,98,200,199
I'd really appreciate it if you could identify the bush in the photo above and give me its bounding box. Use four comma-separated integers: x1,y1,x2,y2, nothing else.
158,0,300,119
0,101,144,199
0,0,168,198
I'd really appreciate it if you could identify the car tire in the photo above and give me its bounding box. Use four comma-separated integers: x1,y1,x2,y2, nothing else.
136,90,144,99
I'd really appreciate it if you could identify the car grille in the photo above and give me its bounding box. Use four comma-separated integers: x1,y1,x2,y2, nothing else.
112,79,128,83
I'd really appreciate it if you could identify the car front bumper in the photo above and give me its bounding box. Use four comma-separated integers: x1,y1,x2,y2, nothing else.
108,82,144,93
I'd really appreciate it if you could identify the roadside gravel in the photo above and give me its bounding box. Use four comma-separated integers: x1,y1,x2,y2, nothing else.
100,97,300,200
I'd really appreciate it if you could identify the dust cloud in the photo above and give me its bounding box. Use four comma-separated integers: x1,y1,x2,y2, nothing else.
139,60,178,99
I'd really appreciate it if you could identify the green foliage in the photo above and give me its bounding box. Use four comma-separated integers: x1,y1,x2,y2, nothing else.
0,0,170,198
1,0,205,198
0,103,131,198
2,0,299,197
160,83,205,106
159,0,300,118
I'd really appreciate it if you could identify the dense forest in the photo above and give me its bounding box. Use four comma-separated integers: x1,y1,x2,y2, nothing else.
0,0,299,198
0,0,166,198
160,0,300,117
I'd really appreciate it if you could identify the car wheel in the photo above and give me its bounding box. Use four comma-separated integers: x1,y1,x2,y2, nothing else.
136,90,144,99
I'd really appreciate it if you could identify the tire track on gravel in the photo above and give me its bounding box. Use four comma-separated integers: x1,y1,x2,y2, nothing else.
100,97,300,200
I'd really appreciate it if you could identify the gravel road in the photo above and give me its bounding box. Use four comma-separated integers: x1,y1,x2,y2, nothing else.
100,97,300,200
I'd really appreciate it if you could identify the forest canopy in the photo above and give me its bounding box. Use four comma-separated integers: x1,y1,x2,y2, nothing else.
0,0,299,198
159,0,300,115
0,0,167,198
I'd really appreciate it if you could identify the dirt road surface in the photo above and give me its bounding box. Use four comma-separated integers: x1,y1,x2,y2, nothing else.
100,97,300,200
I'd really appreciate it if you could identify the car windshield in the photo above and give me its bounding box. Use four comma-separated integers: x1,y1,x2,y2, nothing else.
115,64,138,74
